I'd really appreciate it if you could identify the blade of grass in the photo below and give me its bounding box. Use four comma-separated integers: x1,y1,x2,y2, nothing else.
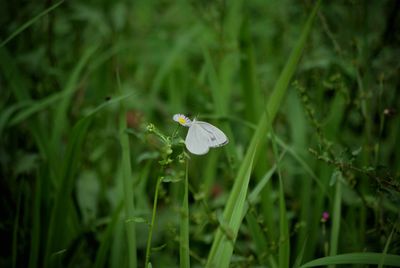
12,182,23,268
43,92,133,267
9,90,76,127
116,71,137,268
145,177,162,267
110,216,125,268
243,160,279,267
203,49,238,163
247,163,277,204
0,47,51,164
149,25,201,103
94,202,123,268
245,212,277,267
0,0,64,47
278,171,289,267
1,45,52,268
201,152,219,200
0,101,31,137
268,114,289,268
329,172,342,267
300,253,400,267
206,149,256,267
206,1,321,267
239,15,263,123
378,227,395,268
44,114,92,267
28,166,44,268
180,159,190,268
51,45,98,148
293,237,308,268
0,47,31,99
274,135,327,198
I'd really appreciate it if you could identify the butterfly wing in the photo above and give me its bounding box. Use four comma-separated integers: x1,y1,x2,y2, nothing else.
185,124,210,155
196,121,228,148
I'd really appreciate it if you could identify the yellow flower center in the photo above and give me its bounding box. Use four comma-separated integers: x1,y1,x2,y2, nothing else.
178,117,186,125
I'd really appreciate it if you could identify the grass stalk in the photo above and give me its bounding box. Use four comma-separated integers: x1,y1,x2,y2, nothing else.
145,177,162,267
301,253,400,267
117,72,137,268
180,159,190,268
329,176,342,268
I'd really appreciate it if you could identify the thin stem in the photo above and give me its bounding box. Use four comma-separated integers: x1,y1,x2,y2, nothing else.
180,159,190,267
145,176,162,267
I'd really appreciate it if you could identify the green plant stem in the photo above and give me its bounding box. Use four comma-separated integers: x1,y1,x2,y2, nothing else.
329,178,342,268
145,176,162,267
180,159,190,268
322,223,329,256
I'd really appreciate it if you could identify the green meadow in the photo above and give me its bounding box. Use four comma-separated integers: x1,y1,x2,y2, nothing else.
1,0,400,267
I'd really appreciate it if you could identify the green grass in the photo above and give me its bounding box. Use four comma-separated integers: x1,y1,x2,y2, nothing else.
1,0,400,268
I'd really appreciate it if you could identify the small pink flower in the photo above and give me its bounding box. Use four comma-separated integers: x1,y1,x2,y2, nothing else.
321,211,330,222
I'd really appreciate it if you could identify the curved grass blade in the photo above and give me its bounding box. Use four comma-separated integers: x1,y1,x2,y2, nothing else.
300,253,400,267
379,227,395,268
206,1,321,267
51,45,99,146
0,1,64,47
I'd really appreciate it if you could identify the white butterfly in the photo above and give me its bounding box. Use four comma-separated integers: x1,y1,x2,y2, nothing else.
173,114,228,155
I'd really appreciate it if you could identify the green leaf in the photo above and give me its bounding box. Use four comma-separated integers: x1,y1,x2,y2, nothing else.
300,253,400,267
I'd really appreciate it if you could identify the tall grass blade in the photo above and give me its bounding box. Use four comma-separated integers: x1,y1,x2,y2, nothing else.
0,0,64,47
94,202,123,268
293,237,308,268
278,176,290,267
149,26,200,102
117,72,137,268
12,183,23,268
245,212,271,266
43,93,133,267
206,150,256,267
180,160,190,268
44,115,92,267
205,1,321,267
203,49,238,162
269,115,289,268
239,15,262,123
51,45,98,147
329,175,342,265
28,166,44,268
300,253,400,267
378,227,395,268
